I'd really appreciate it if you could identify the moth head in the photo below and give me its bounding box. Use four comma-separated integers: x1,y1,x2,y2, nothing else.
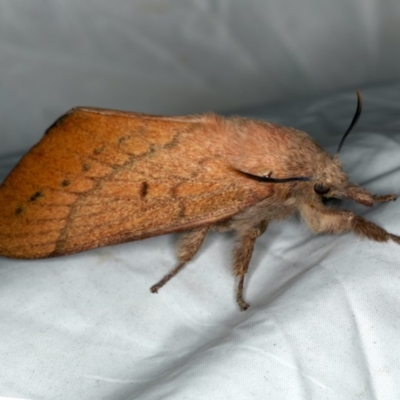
310,91,375,207
310,154,348,200
312,173,376,207
311,172,362,205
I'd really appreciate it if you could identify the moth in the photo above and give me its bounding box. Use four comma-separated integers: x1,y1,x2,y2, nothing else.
0,92,398,310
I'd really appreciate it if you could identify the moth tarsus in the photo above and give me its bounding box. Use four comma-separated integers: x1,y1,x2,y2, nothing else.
236,276,249,311
0,92,398,311
150,262,186,294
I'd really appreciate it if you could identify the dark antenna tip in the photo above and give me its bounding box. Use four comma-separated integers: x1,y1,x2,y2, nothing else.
336,90,363,154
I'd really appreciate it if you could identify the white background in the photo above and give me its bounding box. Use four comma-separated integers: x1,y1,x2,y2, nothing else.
1,0,400,155
1,2,400,400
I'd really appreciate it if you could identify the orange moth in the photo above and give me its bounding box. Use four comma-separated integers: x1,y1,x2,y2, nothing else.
0,92,399,310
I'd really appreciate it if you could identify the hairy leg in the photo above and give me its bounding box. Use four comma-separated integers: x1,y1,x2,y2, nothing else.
300,203,400,244
372,194,397,203
150,226,209,293
341,183,396,206
232,221,268,311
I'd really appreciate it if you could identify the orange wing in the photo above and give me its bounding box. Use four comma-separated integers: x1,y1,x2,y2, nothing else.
0,108,273,259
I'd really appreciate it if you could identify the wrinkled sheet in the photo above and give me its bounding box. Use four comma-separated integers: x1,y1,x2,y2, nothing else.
1,84,400,400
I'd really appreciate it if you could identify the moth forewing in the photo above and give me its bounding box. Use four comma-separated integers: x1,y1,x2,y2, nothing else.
0,109,273,259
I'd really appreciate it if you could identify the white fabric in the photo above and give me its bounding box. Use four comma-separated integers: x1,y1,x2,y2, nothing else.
1,84,400,399
2,0,400,156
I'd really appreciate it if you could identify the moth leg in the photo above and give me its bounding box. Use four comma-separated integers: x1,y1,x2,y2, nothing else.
342,184,396,206
233,221,268,311
150,226,209,293
372,194,397,203
301,203,400,244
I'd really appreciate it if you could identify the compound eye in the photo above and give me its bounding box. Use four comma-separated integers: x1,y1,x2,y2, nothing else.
314,183,330,195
